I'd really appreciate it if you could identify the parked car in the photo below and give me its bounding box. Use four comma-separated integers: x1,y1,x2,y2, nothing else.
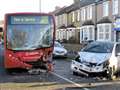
53,41,67,57
71,41,120,79
0,39,4,45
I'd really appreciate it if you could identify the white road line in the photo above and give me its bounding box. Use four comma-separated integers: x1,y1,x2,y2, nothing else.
90,81,120,87
51,72,90,90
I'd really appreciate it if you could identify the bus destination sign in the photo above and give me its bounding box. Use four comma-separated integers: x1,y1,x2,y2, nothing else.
9,16,49,25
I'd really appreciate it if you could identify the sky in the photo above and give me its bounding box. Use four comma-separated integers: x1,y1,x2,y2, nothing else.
0,0,73,20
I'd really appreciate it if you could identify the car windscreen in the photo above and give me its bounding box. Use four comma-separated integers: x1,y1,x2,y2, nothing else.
82,42,114,53
54,42,63,47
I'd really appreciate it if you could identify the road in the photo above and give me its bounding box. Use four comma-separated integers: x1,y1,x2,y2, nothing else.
1,44,120,90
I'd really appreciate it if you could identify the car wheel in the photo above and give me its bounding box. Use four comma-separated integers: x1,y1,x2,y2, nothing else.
107,67,116,80
73,71,78,75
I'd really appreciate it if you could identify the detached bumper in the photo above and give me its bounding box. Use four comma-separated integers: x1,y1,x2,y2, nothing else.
71,60,107,74
53,53,67,57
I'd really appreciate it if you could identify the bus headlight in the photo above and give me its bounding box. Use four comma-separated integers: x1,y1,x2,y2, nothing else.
8,54,12,57
8,54,18,60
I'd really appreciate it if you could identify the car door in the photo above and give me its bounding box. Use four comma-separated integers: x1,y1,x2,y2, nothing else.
115,43,120,71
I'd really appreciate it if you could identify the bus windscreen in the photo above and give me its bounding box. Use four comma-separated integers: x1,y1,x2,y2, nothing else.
7,15,54,51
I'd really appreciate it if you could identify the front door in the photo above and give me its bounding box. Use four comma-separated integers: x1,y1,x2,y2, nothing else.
115,44,120,71
116,31,120,42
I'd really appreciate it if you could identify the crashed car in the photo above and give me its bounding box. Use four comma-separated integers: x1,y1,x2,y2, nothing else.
71,41,120,79
53,41,67,57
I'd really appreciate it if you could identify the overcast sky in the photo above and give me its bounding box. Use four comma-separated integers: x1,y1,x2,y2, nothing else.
0,0,73,20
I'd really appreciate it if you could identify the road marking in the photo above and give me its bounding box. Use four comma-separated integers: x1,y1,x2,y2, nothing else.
90,81,120,87
51,72,90,90
50,72,120,89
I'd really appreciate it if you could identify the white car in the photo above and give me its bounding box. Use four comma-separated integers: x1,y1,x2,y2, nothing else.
71,41,120,79
0,39,4,45
53,41,67,57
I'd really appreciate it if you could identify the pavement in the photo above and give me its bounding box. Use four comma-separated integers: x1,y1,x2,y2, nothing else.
62,43,83,58
63,43,83,52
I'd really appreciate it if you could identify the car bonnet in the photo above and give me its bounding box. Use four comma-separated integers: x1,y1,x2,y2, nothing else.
78,51,112,64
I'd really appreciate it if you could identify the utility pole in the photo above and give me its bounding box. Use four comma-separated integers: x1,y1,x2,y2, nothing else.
95,0,98,40
39,0,41,12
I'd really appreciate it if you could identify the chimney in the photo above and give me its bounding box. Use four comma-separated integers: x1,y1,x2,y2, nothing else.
55,6,61,10
74,0,80,3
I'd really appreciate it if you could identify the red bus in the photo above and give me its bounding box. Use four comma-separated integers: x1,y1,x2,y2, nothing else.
4,13,55,73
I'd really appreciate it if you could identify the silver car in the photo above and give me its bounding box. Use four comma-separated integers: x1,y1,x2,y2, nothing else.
53,41,67,57
71,41,120,79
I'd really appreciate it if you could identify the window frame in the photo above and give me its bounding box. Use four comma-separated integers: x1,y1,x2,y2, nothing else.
112,0,118,15
103,1,109,17
87,5,92,20
81,8,86,21
97,23,111,41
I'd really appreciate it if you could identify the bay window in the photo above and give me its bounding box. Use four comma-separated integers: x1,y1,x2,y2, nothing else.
97,24,111,41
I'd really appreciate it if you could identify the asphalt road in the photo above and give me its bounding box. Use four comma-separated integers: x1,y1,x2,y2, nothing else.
1,44,120,90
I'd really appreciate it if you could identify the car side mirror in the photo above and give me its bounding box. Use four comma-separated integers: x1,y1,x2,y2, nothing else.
75,55,80,62
116,52,120,56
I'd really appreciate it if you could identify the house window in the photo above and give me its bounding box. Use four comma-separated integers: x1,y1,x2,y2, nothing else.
59,15,62,26
80,28,84,42
97,24,111,41
105,25,110,39
63,30,66,39
89,6,92,19
87,5,92,20
72,12,75,22
67,29,72,40
80,26,95,43
81,8,86,21
58,30,61,40
103,1,109,17
83,27,88,40
59,16,61,26
98,25,104,39
89,27,93,39
62,15,65,24
113,0,118,15
57,16,60,27
77,10,80,21
61,15,63,25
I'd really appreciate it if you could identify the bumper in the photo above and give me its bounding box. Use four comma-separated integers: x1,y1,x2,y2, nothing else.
71,60,107,74
53,53,67,57
5,58,53,71
5,58,32,69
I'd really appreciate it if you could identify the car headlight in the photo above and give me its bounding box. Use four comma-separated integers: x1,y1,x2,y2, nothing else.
55,51,59,53
74,55,81,62
98,60,109,68
103,60,109,68
64,50,67,54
